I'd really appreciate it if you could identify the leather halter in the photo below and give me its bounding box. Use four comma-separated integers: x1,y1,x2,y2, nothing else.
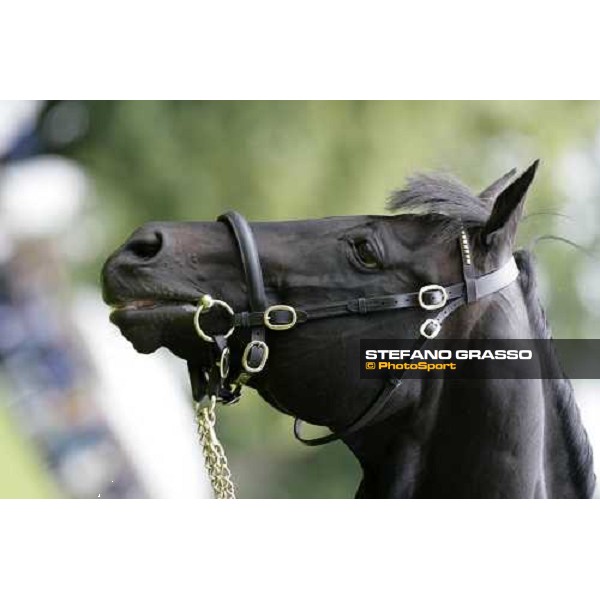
188,211,520,446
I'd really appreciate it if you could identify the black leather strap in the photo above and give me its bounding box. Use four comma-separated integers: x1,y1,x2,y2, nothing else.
474,258,519,300
294,378,402,446
460,229,477,304
232,259,518,328
218,211,267,311
218,211,268,374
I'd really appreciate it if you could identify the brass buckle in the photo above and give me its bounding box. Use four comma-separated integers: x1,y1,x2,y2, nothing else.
418,284,448,311
242,340,269,373
193,294,235,343
263,305,297,331
420,318,441,339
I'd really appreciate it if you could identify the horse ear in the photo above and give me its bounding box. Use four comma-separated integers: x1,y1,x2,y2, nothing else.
479,168,517,201
482,160,539,246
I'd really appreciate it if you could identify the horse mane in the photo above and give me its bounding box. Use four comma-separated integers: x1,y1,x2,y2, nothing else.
388,173,595,497
515,249,596,498
387,172,492,239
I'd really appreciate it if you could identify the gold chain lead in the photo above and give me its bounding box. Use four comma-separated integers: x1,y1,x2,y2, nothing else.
195,397,236,499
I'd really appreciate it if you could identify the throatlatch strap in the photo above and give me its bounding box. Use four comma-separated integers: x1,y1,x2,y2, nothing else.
293,378,402,446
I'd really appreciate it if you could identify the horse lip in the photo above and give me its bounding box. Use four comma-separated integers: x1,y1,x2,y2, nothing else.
113,299,159,310
108,299,196,315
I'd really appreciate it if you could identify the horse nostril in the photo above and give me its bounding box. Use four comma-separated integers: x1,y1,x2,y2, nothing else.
125,230,163,260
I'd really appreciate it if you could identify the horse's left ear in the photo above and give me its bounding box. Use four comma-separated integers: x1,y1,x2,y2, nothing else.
481,160,539,246
478,167,517,201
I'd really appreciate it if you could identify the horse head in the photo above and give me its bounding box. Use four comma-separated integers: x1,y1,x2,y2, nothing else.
102,161,595,498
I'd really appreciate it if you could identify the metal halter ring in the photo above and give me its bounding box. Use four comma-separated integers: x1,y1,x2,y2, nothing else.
219,347,231,380
418,284,448,311
263,305,297,331
193,294,235,343
242,340,269,373
420,318,442,339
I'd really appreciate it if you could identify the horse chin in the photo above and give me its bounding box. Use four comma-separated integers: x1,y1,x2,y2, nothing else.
110,304,201,357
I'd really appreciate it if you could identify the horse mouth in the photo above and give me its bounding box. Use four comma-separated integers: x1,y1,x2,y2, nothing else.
107,299,198,355
109,298,192,315
107,297,230,364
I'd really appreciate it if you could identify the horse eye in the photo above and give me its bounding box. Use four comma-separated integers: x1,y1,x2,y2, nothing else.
353,239,381,268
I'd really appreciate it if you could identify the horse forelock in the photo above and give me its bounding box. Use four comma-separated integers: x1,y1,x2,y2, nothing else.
386,172,492,240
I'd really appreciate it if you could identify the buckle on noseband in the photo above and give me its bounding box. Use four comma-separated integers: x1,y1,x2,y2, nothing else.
418,285,448,311
193,294,235,343
242,340,270,373
264,305,297,331
420,318,441,339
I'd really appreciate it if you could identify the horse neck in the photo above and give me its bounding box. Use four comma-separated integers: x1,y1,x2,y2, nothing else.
344,279,595,499
346,376,550,498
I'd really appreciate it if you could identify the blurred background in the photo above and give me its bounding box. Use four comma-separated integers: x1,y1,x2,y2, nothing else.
0,100,598,498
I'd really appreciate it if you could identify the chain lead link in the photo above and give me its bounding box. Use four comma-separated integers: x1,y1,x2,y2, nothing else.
195,397,236,499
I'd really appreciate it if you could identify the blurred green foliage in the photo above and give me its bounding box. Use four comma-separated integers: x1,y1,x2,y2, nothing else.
72,101,600,498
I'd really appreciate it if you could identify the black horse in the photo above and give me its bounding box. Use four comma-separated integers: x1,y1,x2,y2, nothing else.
102,162,595,498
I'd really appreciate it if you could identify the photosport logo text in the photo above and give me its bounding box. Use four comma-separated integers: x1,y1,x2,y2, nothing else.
359,339,600,380
365,348,534,374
